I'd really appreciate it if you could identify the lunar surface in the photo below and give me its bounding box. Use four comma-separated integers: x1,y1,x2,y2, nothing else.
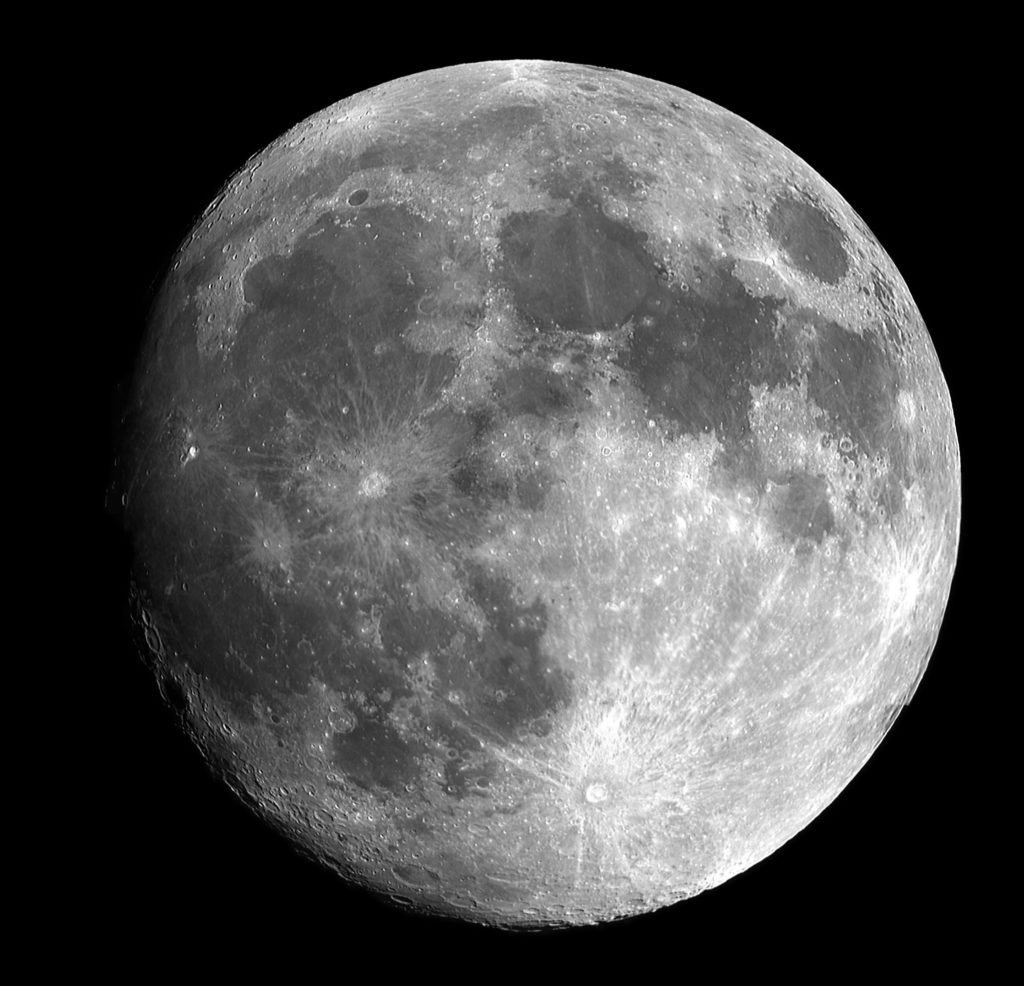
116,60,960,927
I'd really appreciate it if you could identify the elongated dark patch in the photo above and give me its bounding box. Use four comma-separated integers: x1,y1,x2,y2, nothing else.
621,251,789,442
432,567,572,740
499,195,652,333
767,471,835,543
331,717,423,792
235,203,430,369
766,192,849,285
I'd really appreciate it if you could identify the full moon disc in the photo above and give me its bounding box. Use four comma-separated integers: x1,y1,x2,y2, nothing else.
116,60,960,927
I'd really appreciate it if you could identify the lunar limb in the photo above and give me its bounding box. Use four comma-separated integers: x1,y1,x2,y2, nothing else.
117,61,960,927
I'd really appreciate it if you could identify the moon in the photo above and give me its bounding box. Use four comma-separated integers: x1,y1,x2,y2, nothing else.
115,60,960,928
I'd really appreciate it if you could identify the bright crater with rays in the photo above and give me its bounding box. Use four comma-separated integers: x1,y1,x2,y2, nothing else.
116,60,960,927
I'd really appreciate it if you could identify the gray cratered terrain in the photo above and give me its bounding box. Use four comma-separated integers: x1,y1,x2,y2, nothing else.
116,60,960,927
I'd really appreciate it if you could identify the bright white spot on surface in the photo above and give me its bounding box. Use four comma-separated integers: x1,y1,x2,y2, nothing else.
595,706,624,744
898,390,917,426
884,561,922,616
585,783,609,804
358,470,389,498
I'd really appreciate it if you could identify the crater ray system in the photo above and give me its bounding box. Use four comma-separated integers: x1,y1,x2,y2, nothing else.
114,59,960,928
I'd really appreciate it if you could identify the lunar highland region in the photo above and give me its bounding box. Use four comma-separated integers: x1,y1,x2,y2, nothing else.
116,60,961,927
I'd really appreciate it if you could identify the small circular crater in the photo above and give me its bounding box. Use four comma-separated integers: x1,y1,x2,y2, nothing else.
357,470,389,498
585,782,609,804
347,188,369,206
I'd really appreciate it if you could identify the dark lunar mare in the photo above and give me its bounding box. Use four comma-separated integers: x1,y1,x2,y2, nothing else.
114,63,958,928
126,153,909,780
495,188,908,529
123,193,576,795
765,192,850,285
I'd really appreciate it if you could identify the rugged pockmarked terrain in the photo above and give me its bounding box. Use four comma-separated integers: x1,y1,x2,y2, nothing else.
116,60,960,927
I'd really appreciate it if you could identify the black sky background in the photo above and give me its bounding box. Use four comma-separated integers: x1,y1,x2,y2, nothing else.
88,28,989,971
